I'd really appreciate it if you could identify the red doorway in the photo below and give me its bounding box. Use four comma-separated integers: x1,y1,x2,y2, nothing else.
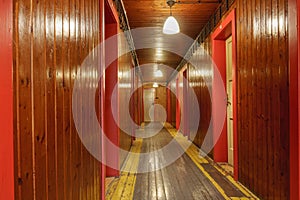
211,10,238,180
183,69,190,137
176,78,181,130
104,0,120,177
288,0,300,199
0,0,14,199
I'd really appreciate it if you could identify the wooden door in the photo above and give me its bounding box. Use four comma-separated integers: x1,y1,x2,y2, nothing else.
144,88,155,122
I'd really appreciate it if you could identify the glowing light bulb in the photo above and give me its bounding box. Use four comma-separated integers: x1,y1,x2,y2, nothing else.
153,83,159,88
163,16,180,35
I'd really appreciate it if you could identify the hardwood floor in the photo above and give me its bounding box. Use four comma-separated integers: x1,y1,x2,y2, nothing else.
106,123,259,200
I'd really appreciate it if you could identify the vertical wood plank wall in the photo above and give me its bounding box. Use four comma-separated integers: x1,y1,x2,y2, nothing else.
152,86,167,122
187,38,213,156
156,86,167,110
172,38,212,150
178,1,290,199
130,77,143,127
170,0,291,197
236,0,289,199
118,31,135,167
13,0,102,199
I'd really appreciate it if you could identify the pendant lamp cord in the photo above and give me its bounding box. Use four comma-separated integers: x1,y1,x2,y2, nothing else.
169,6,172,16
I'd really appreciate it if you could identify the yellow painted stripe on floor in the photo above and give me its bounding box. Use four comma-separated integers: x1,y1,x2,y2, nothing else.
106,139,143,200
227,177,259,199
167,126,209,165
164,125,230,200
105,178,119,198
231,197,256,200
207,163,250,197
202,148,258,198
186,149,231,200
164,123,259,200
121,141,141,199
215,165,258,198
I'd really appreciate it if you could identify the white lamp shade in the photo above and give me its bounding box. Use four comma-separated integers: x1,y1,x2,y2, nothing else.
154,70,163,77
163,16,180,34
153,83,159,88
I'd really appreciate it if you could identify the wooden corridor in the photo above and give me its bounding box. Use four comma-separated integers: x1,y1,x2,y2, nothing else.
106,123,258,200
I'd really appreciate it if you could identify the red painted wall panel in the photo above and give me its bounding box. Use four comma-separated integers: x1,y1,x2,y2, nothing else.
289,0,300,199
212,40,227,163
183,70,189,137
100,0,106,198
298,0,300,197
166,87,171,123
105,19,119,177
176,78,181,130
169,80,177,127
0,0,14,199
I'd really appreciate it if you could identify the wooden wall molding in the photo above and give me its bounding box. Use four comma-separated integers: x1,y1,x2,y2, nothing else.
113,0,143,81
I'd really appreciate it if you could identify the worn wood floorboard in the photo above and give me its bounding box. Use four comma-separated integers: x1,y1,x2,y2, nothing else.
133,124,224,200
106,123,259,200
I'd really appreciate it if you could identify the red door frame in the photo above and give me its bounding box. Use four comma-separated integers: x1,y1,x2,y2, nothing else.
131,62,136,141
0,0,14,199
176,78,181,130
137,84,142,125
104,0,120,177
141,87,145,123
167,86,172,123
183,69,190,137
99,0,106,198
288,0,300,199
211,10,238,180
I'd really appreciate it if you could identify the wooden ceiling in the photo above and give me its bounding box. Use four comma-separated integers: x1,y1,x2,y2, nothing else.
122,0,221,83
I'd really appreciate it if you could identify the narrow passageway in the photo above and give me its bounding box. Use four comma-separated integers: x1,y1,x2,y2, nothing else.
106,123,258,200
2,0,299,199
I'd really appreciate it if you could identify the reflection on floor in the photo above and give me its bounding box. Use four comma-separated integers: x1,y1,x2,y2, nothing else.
106,123,259,200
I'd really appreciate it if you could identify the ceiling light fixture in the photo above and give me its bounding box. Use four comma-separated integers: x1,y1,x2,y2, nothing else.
163,0,221,35
153,83,159,88
163,0,180,35
154,70,163,77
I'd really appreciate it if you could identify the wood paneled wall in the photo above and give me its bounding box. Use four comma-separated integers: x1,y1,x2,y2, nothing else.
155,86,167,110
169,38,212,147
118,31,134,167
181,1,290,199
153,86,167,122
236,0,289,199
13,0,102,199
187,38,213,155
130,77,143,126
